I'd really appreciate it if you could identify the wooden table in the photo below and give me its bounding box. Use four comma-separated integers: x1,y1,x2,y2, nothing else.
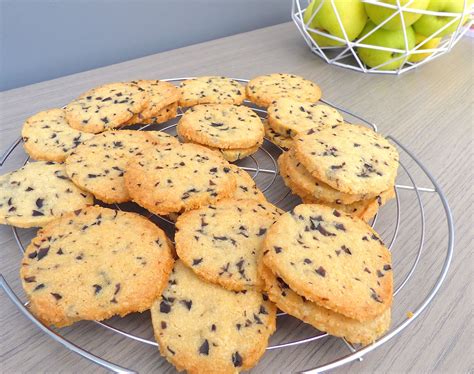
1,22,472,373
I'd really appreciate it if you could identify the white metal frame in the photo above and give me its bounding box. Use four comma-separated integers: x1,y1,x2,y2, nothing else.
292,0,474,74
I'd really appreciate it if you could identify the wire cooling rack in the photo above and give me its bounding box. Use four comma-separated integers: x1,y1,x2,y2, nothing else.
0,78,454,373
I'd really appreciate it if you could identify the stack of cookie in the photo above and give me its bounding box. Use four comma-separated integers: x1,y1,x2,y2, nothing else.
260,204,393,345
151,198,280,373
65,80,180,133
176,76,264,161
246,73,322,108
176,104,265,162
21,80,181,163
279,123,399,222
265,97,344,150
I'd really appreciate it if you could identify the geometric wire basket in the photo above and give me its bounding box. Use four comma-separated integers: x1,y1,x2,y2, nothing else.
0,78,454,373
292,0,473,74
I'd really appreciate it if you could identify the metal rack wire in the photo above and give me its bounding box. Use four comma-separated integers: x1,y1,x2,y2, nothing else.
0,78,454,373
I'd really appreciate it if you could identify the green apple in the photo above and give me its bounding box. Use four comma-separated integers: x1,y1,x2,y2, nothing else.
414,0,473,37
365,0,430,30
408,33,442,62
303,0,368,46
357,21,416,70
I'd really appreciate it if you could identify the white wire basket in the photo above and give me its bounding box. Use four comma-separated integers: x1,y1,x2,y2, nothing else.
292,0,474,74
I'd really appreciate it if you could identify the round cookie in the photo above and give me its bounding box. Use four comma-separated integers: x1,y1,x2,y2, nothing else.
278,149,374,204
136,102,178,125
263,121,293,151
21,109,94,162
281,167,394,223
151,260,276,374
0,161,93,228
175,199,281,291
302,188,396,223
125,143,237,215
179,76,246,107
209,143,261,162
259,264,391,345
246,73,322,108
178,129,262,162
65,82,149,133
268,98,343,138
228,165,266,202
262,204,393,322
124,80,180,125
178,104,264,149
20,206,174,327
294,123,399,195
65,130,177,204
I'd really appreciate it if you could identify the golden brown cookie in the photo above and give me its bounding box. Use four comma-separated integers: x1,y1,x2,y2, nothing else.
278,149,374,204
20,206,174,327
177,127,262,162
65,82,149,133
267,98,343,138
124,80,180,125
293,124,399,195
263,120,293,151
228,165,266,202
175,199,281,291
301,188,396,223
125,143,236,215
135,102,178,125
151,260,276,374
65,130,177,203
259,263,391,345
177,104,264,149
179,76,246,107
246,73,322,108
262,204,393,322
21,108,94,162
0,161,93,228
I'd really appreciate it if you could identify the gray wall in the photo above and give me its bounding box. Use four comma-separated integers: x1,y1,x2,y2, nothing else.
0,0,291,91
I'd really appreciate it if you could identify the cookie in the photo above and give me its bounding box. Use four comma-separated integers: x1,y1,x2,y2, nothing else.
65,82,149,133
20,206,174,327
65,130,177,203
228,165,266,202
268,98,343,138
179,76,246,107
263,121,293,151
262,204,393,322
278,149,374,204
129,102,178,125
178,129,262,162
125,143,236,215
124,80,180,125
219,145,261,162
177,104,264,149
151,260,276,374
21,109,94,162
302,188,395,223
259,264,391,345
294,124,399,195
175,199,281,291
246,73,322,108
0,161,93,228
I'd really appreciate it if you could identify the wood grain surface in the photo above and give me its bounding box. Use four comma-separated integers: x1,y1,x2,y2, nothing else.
1,22,472,374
